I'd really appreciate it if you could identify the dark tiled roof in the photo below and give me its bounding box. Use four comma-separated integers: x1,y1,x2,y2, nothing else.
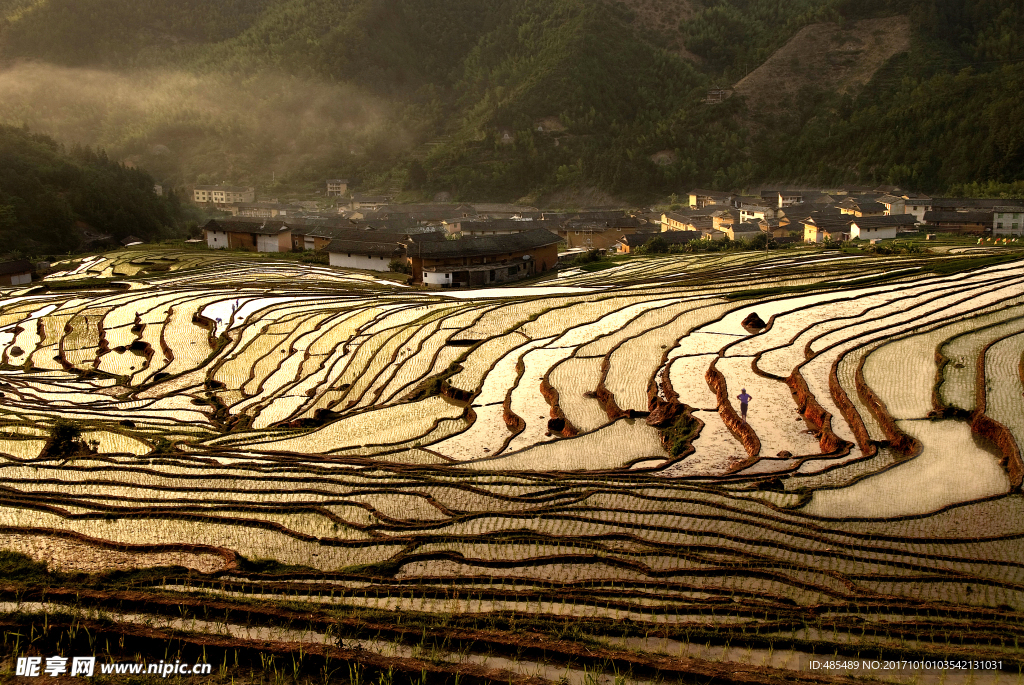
924,211,994,223
414,229,561,259
202,219,291,235
194,185,253,192
930,198,1024,211
850,214,918,227
0,259,32,275
325,239,406,258
732,222,762,233
799,214,854,230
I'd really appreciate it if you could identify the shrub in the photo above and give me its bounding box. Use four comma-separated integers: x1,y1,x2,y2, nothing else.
42,419,97,460
388,258,411,274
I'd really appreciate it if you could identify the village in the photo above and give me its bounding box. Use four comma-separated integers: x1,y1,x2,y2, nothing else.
183,181,1024,288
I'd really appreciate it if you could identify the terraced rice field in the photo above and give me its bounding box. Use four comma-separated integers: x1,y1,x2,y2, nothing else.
0,246,1022,683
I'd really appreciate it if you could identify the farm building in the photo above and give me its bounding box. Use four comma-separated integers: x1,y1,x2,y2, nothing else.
409,229,561,287
302,226,446,253
993,207,1024,235
0,259,32,286
838,198,887,217
849,214,918,240
900,193,932,222
923,211,994,234
349,194,393,211
760,190,806,208
726,222,763,241
800,216,852,243
229,203,303,219
327,238,406,271
560,218,645,250
687,189,732,209
202,219,292,252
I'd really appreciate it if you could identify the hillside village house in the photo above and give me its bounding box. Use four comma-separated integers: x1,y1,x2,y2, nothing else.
801,216,852,243
738,202,775,223
923,211,994,234
0,260,32,286
559,219,644,251
760,190,805,208
327,238,406,271
410,229,561,287
993,207,1023,235
876,194,906,215
445,219,535,236
849,214,918,240
202,219,292,252
838,198,887,217
726,222,763,241
230,203,302,219
902,193,932,222
661,211,698,232
192,185,255,206
687,189,732,209
325,179,349,197
349,194,393,211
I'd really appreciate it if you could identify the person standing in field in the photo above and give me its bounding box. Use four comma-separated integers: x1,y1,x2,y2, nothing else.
737,388,752,421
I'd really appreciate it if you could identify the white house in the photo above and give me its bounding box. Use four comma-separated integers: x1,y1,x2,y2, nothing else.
877,194,906,215
326,238,406,272
205,228,229,249
849,214,918,240
902,193,932,222
993,207,1024,236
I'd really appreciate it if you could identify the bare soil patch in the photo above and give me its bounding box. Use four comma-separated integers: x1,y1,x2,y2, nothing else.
734,17,912,111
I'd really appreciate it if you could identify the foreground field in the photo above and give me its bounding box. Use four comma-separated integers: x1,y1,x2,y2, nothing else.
0,246,1022,683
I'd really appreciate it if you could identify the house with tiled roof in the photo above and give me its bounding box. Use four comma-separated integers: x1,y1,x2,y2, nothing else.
0,260,32,286
202,219,292,252
409,229,561,287
849,214,918,240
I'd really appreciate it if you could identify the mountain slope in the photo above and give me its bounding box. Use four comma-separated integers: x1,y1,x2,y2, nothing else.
0,0,1020,201
0,126,188,254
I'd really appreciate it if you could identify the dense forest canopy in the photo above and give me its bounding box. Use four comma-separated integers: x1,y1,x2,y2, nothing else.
0,125,188,255
0,0,1021,209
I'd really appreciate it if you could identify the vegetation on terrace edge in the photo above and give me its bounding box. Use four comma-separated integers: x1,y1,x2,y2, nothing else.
0,0,1021,202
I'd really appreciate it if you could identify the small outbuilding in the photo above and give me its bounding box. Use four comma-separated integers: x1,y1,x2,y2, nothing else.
0,259,33,286
849,214,918,240
202,219,293,252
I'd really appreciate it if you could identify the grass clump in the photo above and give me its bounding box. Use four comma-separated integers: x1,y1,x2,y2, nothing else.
661,411,702,457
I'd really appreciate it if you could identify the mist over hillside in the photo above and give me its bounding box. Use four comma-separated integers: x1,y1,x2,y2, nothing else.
0,0,1021,201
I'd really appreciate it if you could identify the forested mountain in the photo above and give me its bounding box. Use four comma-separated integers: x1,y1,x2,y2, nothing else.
0,0,1021,202
0,126,188,254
